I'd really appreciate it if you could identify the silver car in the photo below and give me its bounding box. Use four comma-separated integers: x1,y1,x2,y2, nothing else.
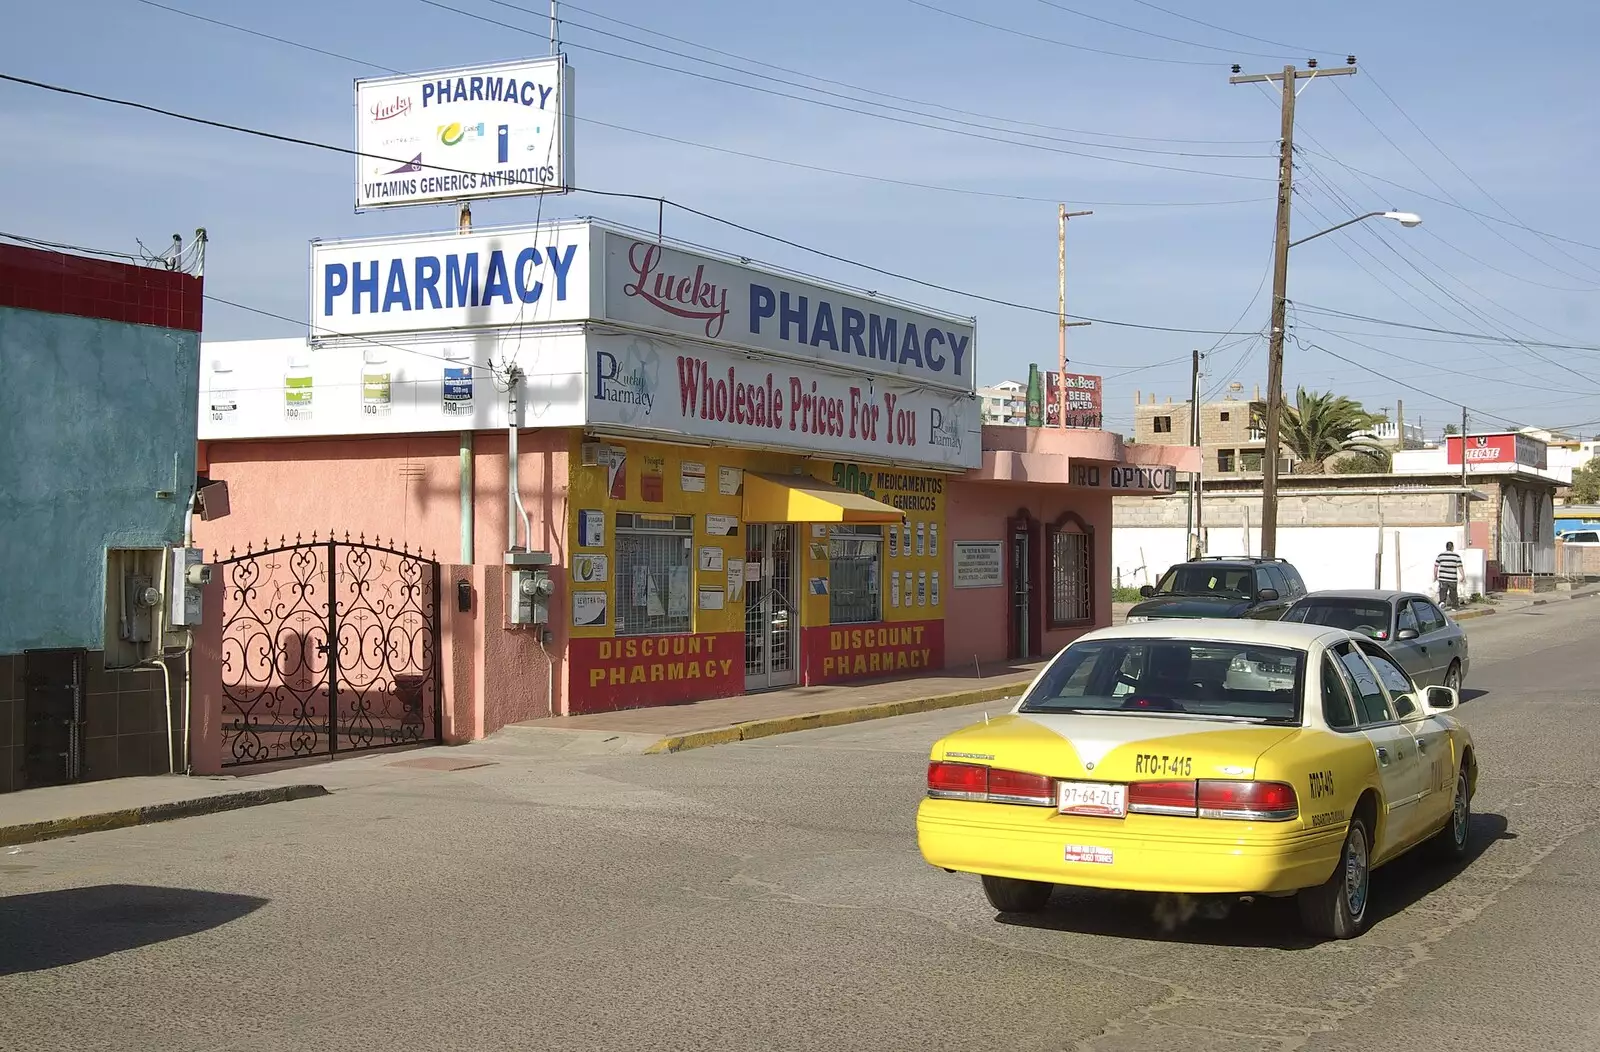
1280,589,1469,690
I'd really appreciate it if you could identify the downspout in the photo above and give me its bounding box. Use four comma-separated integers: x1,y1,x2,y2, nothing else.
507,366,530,552
460,431,474,563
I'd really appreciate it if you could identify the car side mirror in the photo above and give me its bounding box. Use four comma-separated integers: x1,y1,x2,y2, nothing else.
1393,692,1422,720
1424,685,1459,713
1396,628,1419,641
1139,585,1154,598
1257,587,1279,602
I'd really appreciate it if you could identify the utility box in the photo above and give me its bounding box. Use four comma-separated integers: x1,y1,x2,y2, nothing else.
169,546,210,628
105,548,165,667
510,568,554,625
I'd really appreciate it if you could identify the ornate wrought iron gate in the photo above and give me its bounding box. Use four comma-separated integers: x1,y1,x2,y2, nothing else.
217,535,442,767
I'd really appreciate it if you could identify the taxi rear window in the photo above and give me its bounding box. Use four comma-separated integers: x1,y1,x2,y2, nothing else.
1020,638,1305,724
1283,599,1391,639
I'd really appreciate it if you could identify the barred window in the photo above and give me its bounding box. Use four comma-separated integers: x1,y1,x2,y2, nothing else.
829,525,882,625
616,513,694,637
1049,527,1092,626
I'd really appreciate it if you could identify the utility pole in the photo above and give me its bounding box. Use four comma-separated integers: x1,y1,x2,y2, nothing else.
1396,398,1405,454
1230,58,1358,557
1189,349,1205,558
550,0,560,54
1058,205,1093,426
1461,406,1470,526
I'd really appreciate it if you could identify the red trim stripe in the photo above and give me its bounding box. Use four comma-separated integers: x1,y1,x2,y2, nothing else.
0,242,203,332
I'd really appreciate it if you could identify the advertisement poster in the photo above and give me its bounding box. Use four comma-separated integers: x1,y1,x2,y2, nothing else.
705,514,739,537
579,510,604,548
727,560,745,602
1045,371,1104,429
573,590,607,627
573,554,608,584
642,454,665,502
699,546,724,572
698,589,725,611
681,461,707,492
718,466,744,495
606,446,627,500
354,56,573,210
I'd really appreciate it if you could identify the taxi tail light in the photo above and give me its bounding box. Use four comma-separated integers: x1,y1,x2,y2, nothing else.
1197,779,1299,821
1128,781,1199,816
926,762,1055,807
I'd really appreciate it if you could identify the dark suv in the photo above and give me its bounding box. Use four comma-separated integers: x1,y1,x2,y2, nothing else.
1127,557,1308,622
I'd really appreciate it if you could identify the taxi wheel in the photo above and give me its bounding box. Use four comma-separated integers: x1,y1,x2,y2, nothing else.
980,875,1053,913
1297,817,1372,940
1428,767,1472,863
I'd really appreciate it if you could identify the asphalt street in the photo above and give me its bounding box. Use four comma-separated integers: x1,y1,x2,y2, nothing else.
4,600,1599,1051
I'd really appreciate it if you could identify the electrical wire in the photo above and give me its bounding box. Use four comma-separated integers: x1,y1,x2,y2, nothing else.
415,0,1274,177
1121,0,1335,56
1031,0,1303,60
1292,303,1600,353
900,0,1223,66
547,0,1271,144
128,0,1270,210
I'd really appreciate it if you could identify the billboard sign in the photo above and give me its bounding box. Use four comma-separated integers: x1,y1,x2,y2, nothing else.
585,332,981,469
599,232,976,393
1045,371,1103,429
1445,433,1549,470
355,56,574,210
309,221,593,341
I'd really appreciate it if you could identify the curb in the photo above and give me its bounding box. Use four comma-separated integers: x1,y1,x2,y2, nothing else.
0,784,330,849
1452,608,1495,622
644,681,1030,755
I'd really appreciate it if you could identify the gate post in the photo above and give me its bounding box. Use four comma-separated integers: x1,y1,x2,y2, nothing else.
326,538,339,755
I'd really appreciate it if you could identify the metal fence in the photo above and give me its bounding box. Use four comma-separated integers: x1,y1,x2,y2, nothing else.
1502,540,1556,575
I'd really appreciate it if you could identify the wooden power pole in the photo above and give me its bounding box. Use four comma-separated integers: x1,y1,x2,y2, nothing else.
1058,205,1093,426
1229,58,1357,557
1189,349,1204,558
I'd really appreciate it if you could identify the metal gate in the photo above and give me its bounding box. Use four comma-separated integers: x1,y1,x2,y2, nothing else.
217,535,442,767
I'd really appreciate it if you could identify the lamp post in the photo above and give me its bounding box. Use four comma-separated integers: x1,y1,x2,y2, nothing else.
1257,209,1423,558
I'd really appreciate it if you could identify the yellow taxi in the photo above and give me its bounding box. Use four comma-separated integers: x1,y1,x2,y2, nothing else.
916,619,1478,939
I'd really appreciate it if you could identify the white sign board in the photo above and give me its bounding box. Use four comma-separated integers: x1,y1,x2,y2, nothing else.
599,231,976,393
585,332,981,470
309,221,593,342
953,542,1004,588
196,334,585,440
355,56,574,210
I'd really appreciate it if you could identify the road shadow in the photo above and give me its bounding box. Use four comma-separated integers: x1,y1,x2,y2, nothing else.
1459,688,1490,703
993,812,1510,949
0,884,268,975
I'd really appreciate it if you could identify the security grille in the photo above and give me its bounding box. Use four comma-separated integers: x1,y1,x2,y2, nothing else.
830,525,883,625
1050,529,1092,624
616,513,694,637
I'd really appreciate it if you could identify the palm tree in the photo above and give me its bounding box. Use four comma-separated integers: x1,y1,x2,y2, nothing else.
1277,387,1390,474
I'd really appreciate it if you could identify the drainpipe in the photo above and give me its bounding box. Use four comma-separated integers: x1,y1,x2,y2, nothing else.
506,366,529,552
460,431,474,563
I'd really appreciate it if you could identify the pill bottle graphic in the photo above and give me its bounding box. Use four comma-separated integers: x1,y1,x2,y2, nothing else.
888,523,898,558
917,571,928,606
916,522,926,557
930,522,939,557
208,360,236,424
890,571,900,608
931,571,940,607
284,357,313,421
443,352,474,416
361,349,392,416
903,523,913,557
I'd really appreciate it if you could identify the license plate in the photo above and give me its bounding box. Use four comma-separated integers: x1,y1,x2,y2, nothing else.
1057,780,1127,818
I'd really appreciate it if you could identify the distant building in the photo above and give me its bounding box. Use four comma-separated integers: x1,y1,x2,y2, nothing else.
1131,388,1277,477
978,380,1027,426
1357,418,1426,450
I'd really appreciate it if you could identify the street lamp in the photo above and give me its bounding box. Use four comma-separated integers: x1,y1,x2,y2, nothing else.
1258,209,1422,558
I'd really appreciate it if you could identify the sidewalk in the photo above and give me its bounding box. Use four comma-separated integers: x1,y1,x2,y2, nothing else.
525,657,1048,755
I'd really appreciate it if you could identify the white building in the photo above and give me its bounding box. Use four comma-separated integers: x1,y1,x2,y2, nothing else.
978,380,1027,426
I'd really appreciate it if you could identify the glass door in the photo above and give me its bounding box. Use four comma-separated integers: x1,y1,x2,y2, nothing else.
745,524,798,691
1010,527,1031,660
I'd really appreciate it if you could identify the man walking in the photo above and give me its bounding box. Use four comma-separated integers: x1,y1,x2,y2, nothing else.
1435,541,1464,609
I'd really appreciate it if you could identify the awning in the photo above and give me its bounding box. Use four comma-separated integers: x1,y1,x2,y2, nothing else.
742,472,905,525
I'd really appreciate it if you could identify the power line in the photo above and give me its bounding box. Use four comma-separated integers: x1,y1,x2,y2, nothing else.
131,0,1263,209
1031,0,1300,60
1293,302,1600,352
413,0,1273,178
900,0,1222,66
1122,0,1334,56
0,72,1268,338
1420,227,1599,293
542,0,1272,145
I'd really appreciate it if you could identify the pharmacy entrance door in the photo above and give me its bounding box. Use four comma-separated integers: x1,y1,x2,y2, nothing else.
744,524,798,691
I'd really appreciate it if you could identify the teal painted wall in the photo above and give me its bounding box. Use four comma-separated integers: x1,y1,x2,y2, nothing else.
0,305,199,652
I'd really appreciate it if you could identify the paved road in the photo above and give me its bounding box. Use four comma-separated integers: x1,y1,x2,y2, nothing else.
5,601,1599,1051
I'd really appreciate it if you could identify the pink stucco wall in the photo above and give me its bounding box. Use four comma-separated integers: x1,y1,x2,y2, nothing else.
189,430,573,768
943,480,1114,666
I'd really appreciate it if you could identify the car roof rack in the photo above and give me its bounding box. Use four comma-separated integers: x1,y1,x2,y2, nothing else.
1193,555,1288,563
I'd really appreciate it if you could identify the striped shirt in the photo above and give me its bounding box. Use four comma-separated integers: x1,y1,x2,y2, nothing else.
1435,551,1464,582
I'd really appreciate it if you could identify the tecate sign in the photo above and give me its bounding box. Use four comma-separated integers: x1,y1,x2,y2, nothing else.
602,233,976,393
586,333,981,469
354,56,574,210
309,222,591,340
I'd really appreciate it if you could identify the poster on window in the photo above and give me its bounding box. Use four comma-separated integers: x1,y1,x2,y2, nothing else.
573,590,608,627
727,559,745,602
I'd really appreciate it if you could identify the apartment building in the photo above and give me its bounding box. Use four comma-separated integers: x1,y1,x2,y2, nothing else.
1132,389,1273,476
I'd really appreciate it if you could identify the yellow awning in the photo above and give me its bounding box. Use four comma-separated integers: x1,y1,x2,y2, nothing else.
742,472,906,525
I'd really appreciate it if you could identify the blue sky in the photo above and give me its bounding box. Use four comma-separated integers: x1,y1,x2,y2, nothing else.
4,0,1597,436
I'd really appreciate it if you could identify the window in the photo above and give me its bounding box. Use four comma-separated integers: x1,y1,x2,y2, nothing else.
1241,451,1263,472
1415,600,1447,634
829,525,882,625
1336,644,1392,724
1049,526,1092,625
1358,640,1416,701
1279,563,1307,596
1321,655,1358,730
1283,598,1392,640
1259,565,1290,597
1217,448,1236,472
1397,601,1421,637
1153,564,1253,599
1220,410,1231,422
1019,638,1304,724
1153,416,1173,434
615,513,695,637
